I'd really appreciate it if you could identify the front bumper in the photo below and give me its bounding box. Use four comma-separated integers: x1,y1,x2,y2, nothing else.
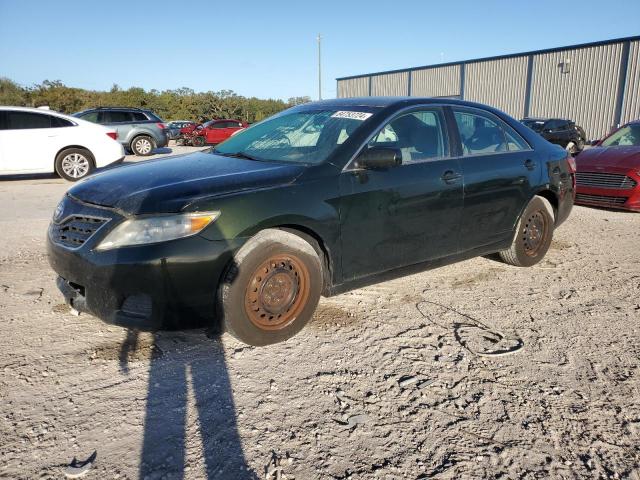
47,199,246,330
575,170,640,212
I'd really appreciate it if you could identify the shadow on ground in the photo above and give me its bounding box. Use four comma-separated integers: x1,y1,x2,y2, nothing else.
119,330,257,479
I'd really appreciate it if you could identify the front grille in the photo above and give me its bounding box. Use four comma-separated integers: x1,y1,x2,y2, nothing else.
575,172,637,190
575,193,628,207
51,215,109,248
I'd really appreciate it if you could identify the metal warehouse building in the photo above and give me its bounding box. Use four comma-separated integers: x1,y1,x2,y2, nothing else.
336,36,640,139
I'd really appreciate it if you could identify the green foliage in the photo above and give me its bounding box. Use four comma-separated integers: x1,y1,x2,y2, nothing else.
0,78,302,123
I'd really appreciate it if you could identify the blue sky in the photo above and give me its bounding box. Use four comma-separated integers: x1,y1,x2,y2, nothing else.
0,0,638,100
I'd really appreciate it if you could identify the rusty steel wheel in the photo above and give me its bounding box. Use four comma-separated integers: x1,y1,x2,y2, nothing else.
219,229,323,346
498,196,554,267
244,254,311,331
522,210,548,257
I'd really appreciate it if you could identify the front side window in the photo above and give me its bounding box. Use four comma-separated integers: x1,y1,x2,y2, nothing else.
6,112,53,129
601,125,640,147
79,111,99,123
454,111,508,155
369,109,448,164
213,108,377,164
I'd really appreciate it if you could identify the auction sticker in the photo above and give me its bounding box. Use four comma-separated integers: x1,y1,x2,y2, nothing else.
331,111,373,121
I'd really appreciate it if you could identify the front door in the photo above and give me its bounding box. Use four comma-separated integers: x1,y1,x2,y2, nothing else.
339,107,464,281
451,108,541,251
0,110,53,173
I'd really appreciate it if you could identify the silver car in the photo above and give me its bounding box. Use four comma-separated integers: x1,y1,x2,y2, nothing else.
73,107,168,156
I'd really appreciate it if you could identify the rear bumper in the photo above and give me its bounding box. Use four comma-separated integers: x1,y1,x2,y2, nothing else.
48,226,246,330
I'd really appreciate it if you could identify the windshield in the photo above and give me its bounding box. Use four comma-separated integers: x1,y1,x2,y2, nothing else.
522,119,545,132
212,109,377,164
601,125,640,147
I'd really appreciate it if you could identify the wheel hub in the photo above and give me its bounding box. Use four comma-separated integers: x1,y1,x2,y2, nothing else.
522,211,547,256
244,254,310,331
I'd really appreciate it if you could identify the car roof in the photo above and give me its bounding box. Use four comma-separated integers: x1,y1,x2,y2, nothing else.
301,97,522,112
0,106,75,118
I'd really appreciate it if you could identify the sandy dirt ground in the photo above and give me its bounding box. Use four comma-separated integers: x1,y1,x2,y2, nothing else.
1,148,639,479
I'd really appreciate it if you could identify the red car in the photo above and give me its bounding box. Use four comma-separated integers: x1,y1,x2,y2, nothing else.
191,119,247,146
575,120,640,212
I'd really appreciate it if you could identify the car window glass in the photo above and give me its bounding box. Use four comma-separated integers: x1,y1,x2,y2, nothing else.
79,112,99,123
454,111,507,155
214,109,374,164
6,111,53,129
601,125,640,147
211,122,226,129
504,129,529,151
369,109,447,164
51,116,74,128
131,112,148,121
106,111,133,123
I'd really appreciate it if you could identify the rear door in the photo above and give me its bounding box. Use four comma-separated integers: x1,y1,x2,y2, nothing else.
104,110,134,143
206,121,228,143
0,110,55,173
451,107,540,251
339,107,464,281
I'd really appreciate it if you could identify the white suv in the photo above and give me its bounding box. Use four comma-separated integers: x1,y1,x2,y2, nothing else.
0,107,125,181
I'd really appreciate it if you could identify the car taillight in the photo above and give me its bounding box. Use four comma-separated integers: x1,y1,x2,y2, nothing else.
567,156,577,173
157,123,166,129
107,132,118,140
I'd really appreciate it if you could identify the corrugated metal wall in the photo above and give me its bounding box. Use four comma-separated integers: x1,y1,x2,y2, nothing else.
371,71,409,96
464,57,529,118
336,76,369,98
336,38,637,138
410,65,460,97
529,43,624,139
621,40,640,124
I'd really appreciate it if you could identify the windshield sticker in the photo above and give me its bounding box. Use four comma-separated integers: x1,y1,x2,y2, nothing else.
331,111,373,121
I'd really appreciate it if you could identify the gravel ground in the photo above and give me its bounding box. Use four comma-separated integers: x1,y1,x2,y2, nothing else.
0,151,639,479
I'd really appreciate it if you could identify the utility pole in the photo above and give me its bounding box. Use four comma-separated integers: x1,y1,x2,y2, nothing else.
317,33,322,101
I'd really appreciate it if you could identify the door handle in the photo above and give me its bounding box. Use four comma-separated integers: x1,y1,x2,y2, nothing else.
441,170,462,184
524,159,536,170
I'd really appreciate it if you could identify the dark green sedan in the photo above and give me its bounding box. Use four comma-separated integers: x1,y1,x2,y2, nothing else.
48,98,574,346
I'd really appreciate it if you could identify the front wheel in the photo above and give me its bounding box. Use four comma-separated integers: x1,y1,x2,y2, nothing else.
498,196,554,267
218,229,323,346
55,148,95,181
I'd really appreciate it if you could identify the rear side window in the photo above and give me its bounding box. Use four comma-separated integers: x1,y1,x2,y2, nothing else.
6,111,54,129
131,112,148,121
51,116,74,128
454,111,508,155
105,111,133,123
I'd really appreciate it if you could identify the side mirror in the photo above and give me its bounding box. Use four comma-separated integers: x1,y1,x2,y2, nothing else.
589,139,600,146
356,147,402,170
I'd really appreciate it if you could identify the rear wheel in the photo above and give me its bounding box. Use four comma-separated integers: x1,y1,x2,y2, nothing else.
498,196,554,267
55,148,95,181
192,135,206,147
131,135,155,156
218,229,323,346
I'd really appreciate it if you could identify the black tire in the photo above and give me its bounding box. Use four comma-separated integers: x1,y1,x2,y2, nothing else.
192,135,206,147
54,148,95,182
218,229,323,346
498,196,555,267
131,135,155,156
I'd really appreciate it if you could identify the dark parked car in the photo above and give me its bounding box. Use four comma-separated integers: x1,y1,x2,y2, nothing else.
575,120,640,211
165,120,195,140
48,98,574,346
73,107,168,156
521,117,586,154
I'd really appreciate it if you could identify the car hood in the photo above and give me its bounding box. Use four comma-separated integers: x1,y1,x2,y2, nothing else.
577,146,640,171
68,151,305,214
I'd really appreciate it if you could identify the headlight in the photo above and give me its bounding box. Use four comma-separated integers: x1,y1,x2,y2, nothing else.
96,211,220,250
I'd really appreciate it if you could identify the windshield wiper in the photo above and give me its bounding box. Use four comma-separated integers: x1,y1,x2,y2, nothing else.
213,150,261,161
